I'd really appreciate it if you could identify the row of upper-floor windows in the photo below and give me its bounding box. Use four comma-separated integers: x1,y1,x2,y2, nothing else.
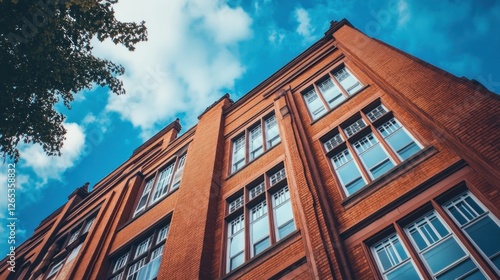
303,65,364,120
44,214,97,279
367,189,500,279
109,222,170,280
133,153,187,218
322,101,423,197
231,113,281,173
226,164,296,273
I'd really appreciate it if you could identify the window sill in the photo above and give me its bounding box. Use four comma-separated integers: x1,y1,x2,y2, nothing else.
309,84,371,125
226,141,281,180
222,229,301,279
341,145,437,209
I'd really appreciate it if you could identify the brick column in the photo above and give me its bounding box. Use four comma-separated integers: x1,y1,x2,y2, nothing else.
158,96,230,279
273,91,344,279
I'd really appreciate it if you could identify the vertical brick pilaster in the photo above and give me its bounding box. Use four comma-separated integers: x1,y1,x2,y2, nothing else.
158,96,230,279
273,91,341,279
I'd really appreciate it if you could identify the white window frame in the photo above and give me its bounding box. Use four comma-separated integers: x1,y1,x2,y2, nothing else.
230,113,281,174
371,234,423,280
302,65,363,120
443,191,500,274
405,211,485,279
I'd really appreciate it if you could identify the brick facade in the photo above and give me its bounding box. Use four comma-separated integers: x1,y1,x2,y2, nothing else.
2,19,499,280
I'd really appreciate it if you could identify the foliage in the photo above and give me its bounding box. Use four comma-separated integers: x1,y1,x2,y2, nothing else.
0,0,147,161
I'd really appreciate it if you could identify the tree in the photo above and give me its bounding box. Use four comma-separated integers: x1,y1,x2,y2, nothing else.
0,0,147,161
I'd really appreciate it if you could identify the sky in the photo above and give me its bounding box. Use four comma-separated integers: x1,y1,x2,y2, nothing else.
1,0,499,257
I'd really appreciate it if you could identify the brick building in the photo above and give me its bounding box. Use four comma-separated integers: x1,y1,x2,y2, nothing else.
2,19,499,280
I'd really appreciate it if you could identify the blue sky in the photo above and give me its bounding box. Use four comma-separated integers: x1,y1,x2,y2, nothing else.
1,0,499,256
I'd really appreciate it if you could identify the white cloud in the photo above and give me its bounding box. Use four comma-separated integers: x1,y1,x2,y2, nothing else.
91,0,253,140
20,122,86,184
295,8,315,41
268,28,286,45
397,0,410,27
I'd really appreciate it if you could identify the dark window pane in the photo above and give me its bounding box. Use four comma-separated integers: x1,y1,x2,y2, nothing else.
254,237,270,255
465,216,500,262
430,217,449,237
423,238,466,273
230,252,244,271
386,262,421,280
449,206,468,225
435,259,482,280
278,220,295,239
371,159,394,179
398,142,421,160
410,229,427,251
346,177,366,195
377,249,392,271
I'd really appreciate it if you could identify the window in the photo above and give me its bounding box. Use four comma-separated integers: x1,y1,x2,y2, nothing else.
231,113,281,173
67,215,96,246
109,222,170,280
44,214,96,278
302,65,363,120
443,191,500,272
225,165,296,273
372,234,421,280
82,217,95,233
322,102,422,196
369,189,499,279
133,153,187,217
47,259,64,278
68,228,81,244
405,212,486,279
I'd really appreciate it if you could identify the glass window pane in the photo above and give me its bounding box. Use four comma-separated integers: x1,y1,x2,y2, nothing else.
278,220,295,239
254,237,270,255
465,216,500,262
422,237,466,273
303,89,326,119
334,67,362,94
410,229,427,251
275,201,293,227
386,261,421,280
398,142,421,160
430,216,449,237
377,249,392,271
317,78,345,108
265,115,280,149
229,231,244,255
371,159,394,179
345,177,366,195
394,238,408,261
435,259,482,280
249,125,263,160
251,216,269,243
449,206,468,225
230,252,244,271
464,197,485,216
336,160,364,187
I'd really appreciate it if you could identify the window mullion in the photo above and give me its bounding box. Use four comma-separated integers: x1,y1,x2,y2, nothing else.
243,201,250,262
432,200,498,278
394,223,430,279
313,83,330,111
345,139,370,188
260,119,266,152
329,72,349,99
362,114,401,165
266,189,277,245
146,171,160,206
